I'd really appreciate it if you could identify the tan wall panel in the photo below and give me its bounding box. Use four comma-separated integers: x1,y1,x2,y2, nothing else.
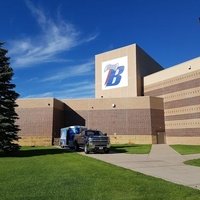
17,98,54,108
164,96,200,109
16,107,53,137
95,44,163,98
165,119,200,129
16,98,66,146
62,96,163,110
166,128,200,136
165,105,200,116
110,135,157,144
145,78,200,97
95,44,137,98
62,99,90,110
162,86,200,102
166,136,200,145
144,70,200,92
165,113,200,121
18,136,52,146
144,57,200,87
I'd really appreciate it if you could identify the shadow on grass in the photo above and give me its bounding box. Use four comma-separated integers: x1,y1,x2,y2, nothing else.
110,144,148,154
0,148,72,158
110,146,129,153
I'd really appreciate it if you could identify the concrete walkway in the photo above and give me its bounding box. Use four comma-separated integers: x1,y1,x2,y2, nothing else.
83,144,200,190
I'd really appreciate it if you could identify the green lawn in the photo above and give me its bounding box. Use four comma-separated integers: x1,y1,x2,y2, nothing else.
170,145,200,155
0,147,200,200
110,144,151,154
184,159,200,167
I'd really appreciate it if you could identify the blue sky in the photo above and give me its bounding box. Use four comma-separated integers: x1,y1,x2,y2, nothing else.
1,0,200,99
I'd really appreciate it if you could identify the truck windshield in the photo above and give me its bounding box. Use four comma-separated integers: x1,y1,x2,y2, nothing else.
86,130,103,136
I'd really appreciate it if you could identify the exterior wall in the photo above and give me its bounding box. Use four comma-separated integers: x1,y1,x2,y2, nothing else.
135,45,163,95
110,135,157,144
95,44,137,98
95,44,163,98
16,96,164,146
144,57,200,144
16,98,55,146
52,99,66,145
14,45,200,146
62,96,164,144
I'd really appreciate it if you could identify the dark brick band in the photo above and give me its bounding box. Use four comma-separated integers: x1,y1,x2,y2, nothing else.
165,112,200,121
144,78,200,97
166,128,200,136
144,69,200,93
16,107,53,136
65,108,164,136
164,96,200,109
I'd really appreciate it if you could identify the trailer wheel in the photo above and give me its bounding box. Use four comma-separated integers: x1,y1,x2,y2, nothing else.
84,145,89,154
74,142,79,151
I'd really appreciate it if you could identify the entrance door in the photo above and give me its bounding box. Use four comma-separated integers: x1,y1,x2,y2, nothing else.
157,132,166,144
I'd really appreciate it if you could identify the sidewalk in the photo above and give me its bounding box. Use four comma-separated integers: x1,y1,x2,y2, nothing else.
83,144,200,190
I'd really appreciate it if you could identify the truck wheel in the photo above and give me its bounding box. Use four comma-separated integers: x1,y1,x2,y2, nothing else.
74,142,79,151
104,149,110,153
84,145,89,154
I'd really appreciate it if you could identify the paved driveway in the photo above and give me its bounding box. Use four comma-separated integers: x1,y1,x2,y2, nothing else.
82,144,200,190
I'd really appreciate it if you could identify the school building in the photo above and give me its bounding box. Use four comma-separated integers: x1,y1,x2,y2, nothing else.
16,44,200,146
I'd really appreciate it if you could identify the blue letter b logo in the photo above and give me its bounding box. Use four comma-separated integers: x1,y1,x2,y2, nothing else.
105,66,124,87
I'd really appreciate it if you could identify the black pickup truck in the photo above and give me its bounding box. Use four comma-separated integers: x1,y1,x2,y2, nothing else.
73,129,110,154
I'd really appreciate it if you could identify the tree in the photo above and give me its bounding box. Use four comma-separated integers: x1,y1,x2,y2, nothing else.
0,42,20,152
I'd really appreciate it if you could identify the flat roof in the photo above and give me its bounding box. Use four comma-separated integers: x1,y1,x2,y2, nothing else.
144,56,200,86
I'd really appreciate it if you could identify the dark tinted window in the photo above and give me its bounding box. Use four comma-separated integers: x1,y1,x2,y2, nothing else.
86,130,103,136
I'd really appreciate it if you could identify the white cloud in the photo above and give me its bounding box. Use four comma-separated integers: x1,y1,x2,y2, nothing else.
59,80,91,88
24,92,53,98
41,60,94,82
9,0,97,68
57,83,95,99
23,81,94,99
28,77,39,82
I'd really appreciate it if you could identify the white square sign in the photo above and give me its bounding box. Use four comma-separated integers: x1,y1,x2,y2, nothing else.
102,56,128,90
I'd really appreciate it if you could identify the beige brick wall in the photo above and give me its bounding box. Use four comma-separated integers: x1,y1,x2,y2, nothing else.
110,135,157,144
166,136,200,145
62,96,164,110
16,98,56,146
95,44,137,98
95,44,162,98
144,57,200,87
16,107,53,137
144,58,200,142
62,97,164,139
16,96,163,145
18,136,52,146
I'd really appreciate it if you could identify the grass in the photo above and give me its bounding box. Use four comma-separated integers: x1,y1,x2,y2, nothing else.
184,159,200,167
170,145,200,155
0,147,200,200
110,144,151,154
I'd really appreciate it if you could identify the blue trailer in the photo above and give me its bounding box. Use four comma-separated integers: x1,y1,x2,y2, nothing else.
60,126,87,148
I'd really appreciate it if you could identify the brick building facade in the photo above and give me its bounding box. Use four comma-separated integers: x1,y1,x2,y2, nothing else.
16,44,200,146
